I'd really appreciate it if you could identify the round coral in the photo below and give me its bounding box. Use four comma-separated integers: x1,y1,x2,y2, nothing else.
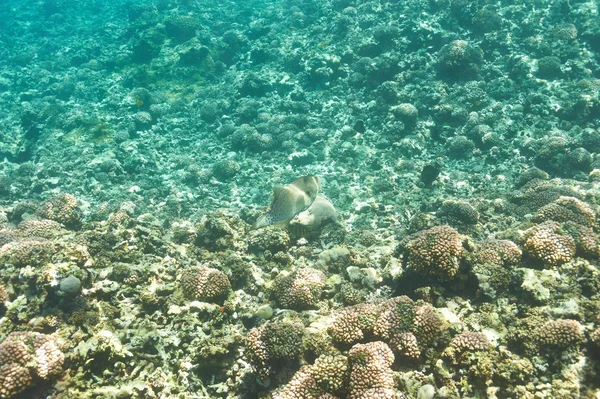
38,193,82,229
181,266,231,302
15,219,63,239
537,319,584,349
312,353,348,394
0,238,54,267
0,283,6,303
438,200,480,225
348,342,401,399
271,365,319,399
449,331,490,353
523,221,576,266
401,225,464,279
562,221,599,258
0,332,64,399
328,303,380,345
272,268,326,310
532,196,596,227
373,297,441,359
471,239,522,267
246,321,304,380
0,364,32,399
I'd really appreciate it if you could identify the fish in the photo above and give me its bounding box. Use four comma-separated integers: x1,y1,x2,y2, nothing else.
252,176,321,230
288,194,338,238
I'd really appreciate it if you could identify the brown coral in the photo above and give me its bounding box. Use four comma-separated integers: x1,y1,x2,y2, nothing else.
0,238,54,267
15,219,64,239
0,364,32,399
0,332,64,399
348,342,401,399
181,266,231,302
272,267,326,310
471,239,522,267
328,303,380,345
562,221,600,258
271,343,403,399
591,327,600,348
246,321,304,380
329,297,442,359
400,225,464,279
438,200,480,225
512,179,580,215
271,352,349,399
0,283,6,303
532,196,596,227
523,221,576,266
448,331,490,354
271,365,319,399
38,193,82,229
537,319,584,349
414,304,444,345
373,297,442,359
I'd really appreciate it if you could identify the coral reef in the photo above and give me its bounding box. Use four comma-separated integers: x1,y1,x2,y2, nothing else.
0,0,600,396
0,332,64,399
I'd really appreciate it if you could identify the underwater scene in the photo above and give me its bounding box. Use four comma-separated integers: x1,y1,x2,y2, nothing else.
1,0,600,397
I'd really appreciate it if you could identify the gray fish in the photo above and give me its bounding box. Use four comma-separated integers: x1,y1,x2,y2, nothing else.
253,176,321,229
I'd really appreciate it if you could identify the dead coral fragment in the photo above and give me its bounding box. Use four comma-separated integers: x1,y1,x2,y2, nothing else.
195,211,247,251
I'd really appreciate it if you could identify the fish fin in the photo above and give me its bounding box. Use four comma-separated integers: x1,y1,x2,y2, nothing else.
272,220,290,229
252,213,271,230
294,192,308,211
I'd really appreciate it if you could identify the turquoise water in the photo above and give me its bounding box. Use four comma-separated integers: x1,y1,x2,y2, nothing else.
0,0,600,397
